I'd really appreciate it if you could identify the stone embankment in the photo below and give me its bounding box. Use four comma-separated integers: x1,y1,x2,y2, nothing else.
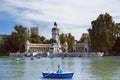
9,52,104,57
48,52,104,58
9,53,25,57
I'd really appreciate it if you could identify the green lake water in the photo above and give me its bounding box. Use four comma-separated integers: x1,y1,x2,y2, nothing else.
0,56,120,80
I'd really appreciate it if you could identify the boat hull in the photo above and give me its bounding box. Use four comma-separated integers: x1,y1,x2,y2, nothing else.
42,72,74,79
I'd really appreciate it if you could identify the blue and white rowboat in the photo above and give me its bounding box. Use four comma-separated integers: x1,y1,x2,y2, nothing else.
42,72,74,79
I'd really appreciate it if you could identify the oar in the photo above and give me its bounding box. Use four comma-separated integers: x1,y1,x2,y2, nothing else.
44,73,52,78
43,67,54,78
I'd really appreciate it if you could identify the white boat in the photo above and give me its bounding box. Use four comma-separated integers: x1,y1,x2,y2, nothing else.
16,58,20,61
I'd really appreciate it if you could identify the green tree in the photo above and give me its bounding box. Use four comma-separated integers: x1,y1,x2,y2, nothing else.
0,36,4,51
40,36,46,43
44,39,51,44
0,35,12,55
79,33,90,43
88,13,118,55
4,35,15,52
59,33,74,52
59,33,66,44
110,37,120,55
0,36,5,55
9,25,28,52
30,33,42,43
66,33,74,52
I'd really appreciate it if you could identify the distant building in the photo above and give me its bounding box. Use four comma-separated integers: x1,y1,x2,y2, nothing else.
30,27,41,36
73,33,90,52
25,41,50,53
25,22,68,54
117,23,120,37
25,22,89,55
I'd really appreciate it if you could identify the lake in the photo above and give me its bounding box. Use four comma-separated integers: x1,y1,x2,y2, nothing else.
0,56,120,80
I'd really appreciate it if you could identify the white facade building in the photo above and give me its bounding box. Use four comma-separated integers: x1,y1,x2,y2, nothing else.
25,40,50,53
25,22,67,54
25,22,89,55
73,38,89,52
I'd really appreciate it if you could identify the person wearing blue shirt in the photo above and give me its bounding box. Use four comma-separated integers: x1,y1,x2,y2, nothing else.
57,64,64,73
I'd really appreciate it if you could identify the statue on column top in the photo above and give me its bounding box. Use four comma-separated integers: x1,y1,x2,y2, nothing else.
54,22,57,27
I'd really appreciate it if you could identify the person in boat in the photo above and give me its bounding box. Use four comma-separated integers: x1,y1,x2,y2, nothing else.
31,55,34,60
57,64,64,73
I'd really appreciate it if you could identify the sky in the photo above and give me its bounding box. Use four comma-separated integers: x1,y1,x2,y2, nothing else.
0,0,120,40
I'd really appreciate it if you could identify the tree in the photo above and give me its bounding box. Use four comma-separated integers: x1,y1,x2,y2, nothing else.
40,36,46,43
15,25,28,52
88,13,118,55
66,33,75,52
8,25,29,52
44,39,51,44
59,33,66,44
30,33,42,43
0,36,4,52
79,33,90,43
110,37,120,55
59,33,74,52
0,36,5,55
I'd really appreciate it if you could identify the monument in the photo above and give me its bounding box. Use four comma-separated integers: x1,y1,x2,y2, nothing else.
49,22,62,53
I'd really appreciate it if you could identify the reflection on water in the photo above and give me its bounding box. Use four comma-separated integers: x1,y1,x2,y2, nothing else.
0,57,120,80
90,58,120,80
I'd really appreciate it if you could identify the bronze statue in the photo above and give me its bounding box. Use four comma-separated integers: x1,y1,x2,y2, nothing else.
54,22,57,27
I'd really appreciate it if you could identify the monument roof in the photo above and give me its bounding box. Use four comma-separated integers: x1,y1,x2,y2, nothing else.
52,27,59,31
52,21,59,31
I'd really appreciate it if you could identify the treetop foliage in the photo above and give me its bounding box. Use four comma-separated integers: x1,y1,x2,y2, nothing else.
88,13,119,54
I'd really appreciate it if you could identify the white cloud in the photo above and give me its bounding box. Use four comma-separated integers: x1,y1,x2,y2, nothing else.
0,0,120,40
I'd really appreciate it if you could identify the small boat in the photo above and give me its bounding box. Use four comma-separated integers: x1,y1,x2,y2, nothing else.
42,72,74,79
31,57,34,60
16,58,20,62
61,56,64,59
